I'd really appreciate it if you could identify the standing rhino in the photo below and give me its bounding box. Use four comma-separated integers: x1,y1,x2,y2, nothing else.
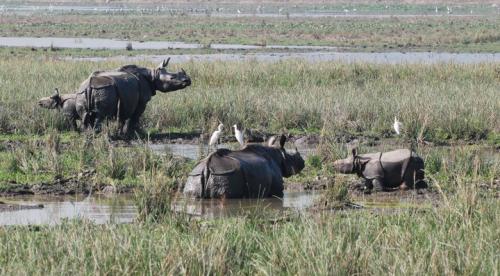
38,88,80,130
184,135,305,198
333,148,427,193
75,58,191,133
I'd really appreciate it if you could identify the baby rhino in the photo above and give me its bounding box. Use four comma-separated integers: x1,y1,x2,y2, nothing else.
333,148,427,193
38,88,80,130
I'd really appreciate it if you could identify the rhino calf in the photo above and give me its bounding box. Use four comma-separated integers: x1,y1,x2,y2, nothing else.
184,135,305,199
38,88,80,130
333,148,427,193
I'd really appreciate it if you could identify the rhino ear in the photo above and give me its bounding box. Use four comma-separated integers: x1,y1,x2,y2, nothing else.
279,134,286,149
51,88,60,98
351,148,358,157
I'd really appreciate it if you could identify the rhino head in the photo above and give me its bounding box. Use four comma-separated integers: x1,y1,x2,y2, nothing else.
333,148,369,174
271,135,305,177
38,88,62,109
152,58,191,92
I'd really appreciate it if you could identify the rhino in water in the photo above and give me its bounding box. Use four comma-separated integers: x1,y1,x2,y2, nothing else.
75,58,191,134
184,135,305,198
333,148,427,193
38,88,80,130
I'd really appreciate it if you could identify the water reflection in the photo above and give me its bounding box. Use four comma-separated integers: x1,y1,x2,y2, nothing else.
0,195,136,226
172,191,321,218
0,191,320,225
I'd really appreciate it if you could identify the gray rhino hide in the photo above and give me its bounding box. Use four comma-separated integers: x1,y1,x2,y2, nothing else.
184,146,285,199
358,149,413,187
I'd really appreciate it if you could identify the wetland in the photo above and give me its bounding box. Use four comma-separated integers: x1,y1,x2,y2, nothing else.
0,1,499,274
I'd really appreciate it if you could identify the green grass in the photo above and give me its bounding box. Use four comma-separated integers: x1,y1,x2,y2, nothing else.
0,132,195,193
0,58,498,143
0,180,498,274
1,12,499,52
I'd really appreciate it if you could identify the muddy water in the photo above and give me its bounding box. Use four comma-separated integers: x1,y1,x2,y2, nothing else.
149,142,317,160
0,195,136,226
149,141,498,162
0,190,439,225
0,191,320,225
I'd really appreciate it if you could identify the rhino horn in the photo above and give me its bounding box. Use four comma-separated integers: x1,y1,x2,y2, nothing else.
181,68,186,74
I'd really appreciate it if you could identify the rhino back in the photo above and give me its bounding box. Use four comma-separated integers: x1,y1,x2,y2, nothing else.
184,148,283,198
362,149,413,187
227,150,282,197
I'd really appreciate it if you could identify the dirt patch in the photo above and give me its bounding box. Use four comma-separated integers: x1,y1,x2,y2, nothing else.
0,169,132,196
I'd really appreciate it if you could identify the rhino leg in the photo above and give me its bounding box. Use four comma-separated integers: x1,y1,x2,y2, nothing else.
69,117,78,131
364,178,384,194
403,157,427,189
126,102,147,135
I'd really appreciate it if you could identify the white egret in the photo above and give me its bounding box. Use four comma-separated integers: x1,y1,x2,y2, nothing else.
209,123,224,148
237,9,241,14
233,124,244,146
393,117,402,135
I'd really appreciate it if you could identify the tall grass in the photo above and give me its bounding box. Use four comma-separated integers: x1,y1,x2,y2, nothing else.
0,131,194,191
0,180,498,274
0,59,498,143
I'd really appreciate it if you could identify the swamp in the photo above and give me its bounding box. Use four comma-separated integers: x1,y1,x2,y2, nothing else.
0,0,499,274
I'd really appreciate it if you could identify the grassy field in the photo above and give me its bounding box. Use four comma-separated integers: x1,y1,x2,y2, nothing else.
0,58,498,142
1,12,499,52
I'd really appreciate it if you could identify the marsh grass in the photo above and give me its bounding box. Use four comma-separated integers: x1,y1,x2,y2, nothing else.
1,59,498,144
0,131,194,191
0,178,498,274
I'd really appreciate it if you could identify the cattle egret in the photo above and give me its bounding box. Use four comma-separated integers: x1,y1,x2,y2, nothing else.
237,9,241,14
233,124,244,146
209,123,224,148
393,117,402,135
435,6,438,13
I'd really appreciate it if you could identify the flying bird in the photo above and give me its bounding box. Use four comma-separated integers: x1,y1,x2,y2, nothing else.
393,117,402,135
209,123,224,148
233,124,244,146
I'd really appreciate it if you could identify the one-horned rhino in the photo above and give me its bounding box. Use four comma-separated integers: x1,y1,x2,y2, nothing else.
75,58,191,134
184,135,305,198
38,88,80,130
333,148,427,193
